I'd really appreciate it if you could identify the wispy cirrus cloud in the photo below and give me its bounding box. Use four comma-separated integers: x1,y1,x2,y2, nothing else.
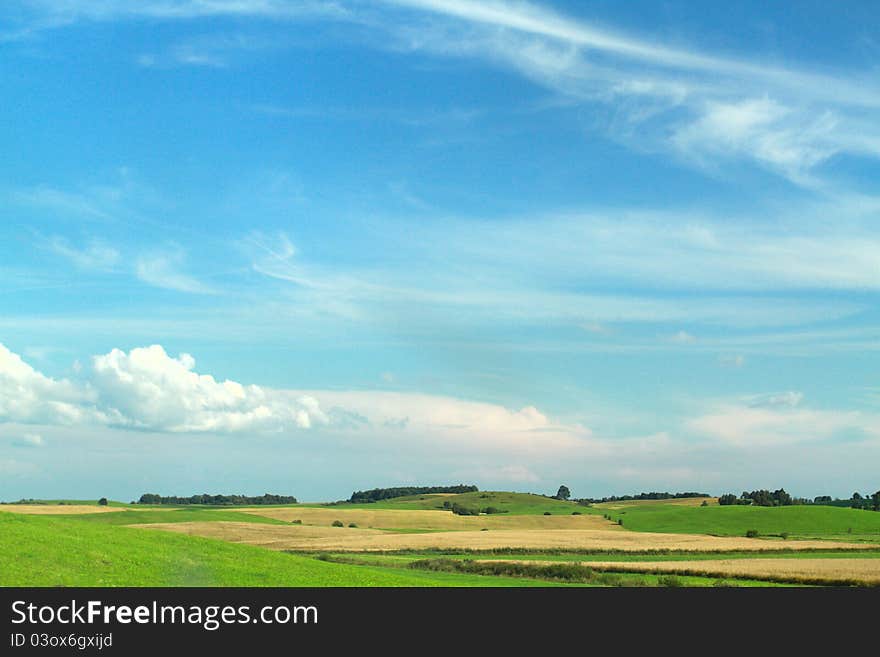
375,0,880,186
9,1,880,186
135,246,217,295
43,236,121,271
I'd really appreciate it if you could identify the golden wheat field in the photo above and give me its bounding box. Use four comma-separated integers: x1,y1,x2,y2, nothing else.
137,520,871,552
593,497,719,510
532,558,880,585
238,506,616,530
0,504,128,515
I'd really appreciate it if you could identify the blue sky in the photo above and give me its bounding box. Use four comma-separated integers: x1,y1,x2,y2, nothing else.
1,0,879,501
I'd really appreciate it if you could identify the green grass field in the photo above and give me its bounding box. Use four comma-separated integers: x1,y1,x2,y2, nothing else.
63,509,290,526
0,512,583,587
319,491,598,515
606,503,880,540
4,493,878,587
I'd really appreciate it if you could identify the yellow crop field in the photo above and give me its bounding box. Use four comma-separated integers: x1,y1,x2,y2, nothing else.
555,558,880,585
0,505,127,515
239,506,614,531
138,521,871,553
593,497,718,510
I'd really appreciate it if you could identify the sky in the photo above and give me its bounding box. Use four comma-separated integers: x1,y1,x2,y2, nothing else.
1,0,879,502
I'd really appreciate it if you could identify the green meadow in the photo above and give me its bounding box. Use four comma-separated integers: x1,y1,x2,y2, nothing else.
605,504,880,541
0,512,578,587
321,491,598,515
3,493,878,587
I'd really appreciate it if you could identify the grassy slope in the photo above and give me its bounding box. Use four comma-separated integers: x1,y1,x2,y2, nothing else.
0,513,574,587
607,504,880,540
61,509,289,526
322,491,598,515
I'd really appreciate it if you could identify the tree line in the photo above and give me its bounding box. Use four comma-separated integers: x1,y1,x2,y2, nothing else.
348,485,478,504
575,491,710,504
137,493,298,505
718,488,880,510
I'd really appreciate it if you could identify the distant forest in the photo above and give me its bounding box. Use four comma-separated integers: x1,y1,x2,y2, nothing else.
348,485,478,504
719,488,880,510
576,491,710,504
137,493,297,505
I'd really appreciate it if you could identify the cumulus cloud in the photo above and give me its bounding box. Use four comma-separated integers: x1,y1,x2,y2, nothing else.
3,342,584,444
91,345,325,432
0,343,95,425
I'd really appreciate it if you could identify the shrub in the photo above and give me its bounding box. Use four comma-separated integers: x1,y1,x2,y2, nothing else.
451,503,480,516
658,575,683,588
700,500,709,507
332,520,344,527
291,519,302,524
480,528,489,531
572,511,582,515
348,523,358,528
481,506,507,514
98,497,108,506
780,532,789,540
745,529,759,538
617,518,623,526
543,511,552,516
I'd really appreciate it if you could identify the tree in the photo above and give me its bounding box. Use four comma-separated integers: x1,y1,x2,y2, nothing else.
98,497,108,506
555,485,571,501
718,493,738,506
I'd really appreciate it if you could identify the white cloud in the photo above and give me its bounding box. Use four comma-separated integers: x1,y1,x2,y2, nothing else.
11,0,880,187
670,330,697,344
375,1,880,187
744,391,804,408
671,98,843,184
45,236,120,270
309,390,585,454
687,402,880,447
10,185,112,221
13,433,45,448
0,343,95,425
91,345,324,432
718,354,745,369
135,247,216,294
0,343,588,449
244,219,871,335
